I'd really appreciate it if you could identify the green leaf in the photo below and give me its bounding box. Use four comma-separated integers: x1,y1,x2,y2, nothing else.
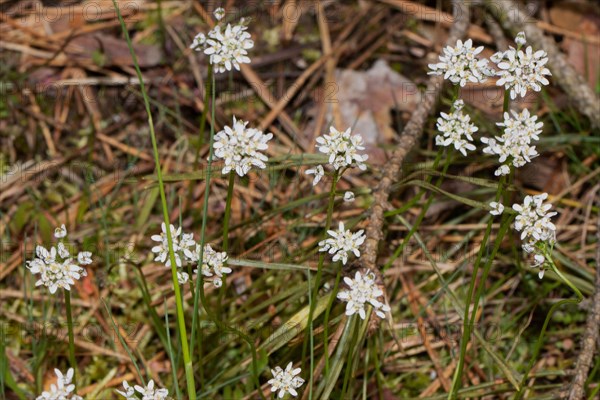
257,348,268,373
135,187,159,229
314,316,356,399
227,258,332,273
36,213,53,244
10,201,33,235
263,295,330,355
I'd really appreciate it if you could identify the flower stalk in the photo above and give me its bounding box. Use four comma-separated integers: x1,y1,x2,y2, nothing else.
111,1,196,397
449,174,507,399
222,172,235,252
303,170,338,392
64,290,77,390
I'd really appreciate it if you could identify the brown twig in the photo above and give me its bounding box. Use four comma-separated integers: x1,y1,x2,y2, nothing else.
484,0,600,129
361,0,470,271
566,190,600,399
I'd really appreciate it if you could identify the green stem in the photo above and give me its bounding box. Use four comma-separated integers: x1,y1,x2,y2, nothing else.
322,265,342,375
468,214,514,330
190,71,217,359
222,172,235,252
187,73,264,399
588,384,600,400
199,279,265,400
448,175,506,399
165,300,182,400
452,85,461,103
64,290,77,389
468,168,514,332
503,90,510,114
189,68,217,389
340,316,360,398
514,257,582,399
111,1,196,397
544,252,583,300
217,172,235,315
302,170,339,392
188,64,213,207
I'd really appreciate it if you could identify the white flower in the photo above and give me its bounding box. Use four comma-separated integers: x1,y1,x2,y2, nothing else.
135,380,169,400
494,164,510,176
36,245,56,264
27,243,88,294
481,108,542,176
213,7,226,21
532,254,546,279
77,251,92,265
435,99,478,156
177,271,190,284
315,127,368,171
343,191,355,202
515,31,527,46
190,11,254,73
305,165,324,186
117,380,168,400
54,224,67,238
493,35,551,99
151,222,184,267
213,117,273,176
191,244,231,288
190,32,206,49
489,201,504,216
337,270,391,319
36,368,82,400
116,380,135,399
318,222,365,265
179,232,196,255
428,39,493,86
512,193,557,266
57,242,70,258
268,362,305,398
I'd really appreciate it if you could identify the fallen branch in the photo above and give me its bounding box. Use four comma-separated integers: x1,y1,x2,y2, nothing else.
484,0,600,129
565,191,600,400
362,0,470,271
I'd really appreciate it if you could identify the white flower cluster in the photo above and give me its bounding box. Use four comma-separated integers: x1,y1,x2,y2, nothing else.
513,193,557,247
36,368,82,400
315,126,368,171
191,244,231,288
318,222,366,265
428,39,492,86
435,99,478,156
481,109,542,176
268,362,305,398
150,223,231,287
213,117,273,177
151,222,193,283
512,193,557,278
337,270,391,319
116,379,168,400
492,32,551,99
26,225,91,294
190,8,253,73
